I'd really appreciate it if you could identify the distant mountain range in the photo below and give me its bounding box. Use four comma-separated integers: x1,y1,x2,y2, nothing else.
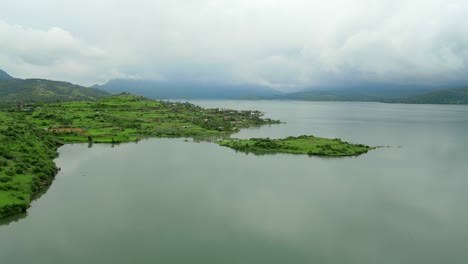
95,78,468,104
269,87,437,102
0,70,108,104
92,79,284,99
383,87,468,104
1,68,467,104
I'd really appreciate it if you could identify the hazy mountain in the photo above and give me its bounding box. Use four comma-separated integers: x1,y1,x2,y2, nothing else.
385,87,468,104
93,78,468,104
0,69,14,80
276,86,437,102
3,68,466,104
93,79,284,99
0,70,109,104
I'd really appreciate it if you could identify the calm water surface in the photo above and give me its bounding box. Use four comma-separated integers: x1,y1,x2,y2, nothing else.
1,101,467,264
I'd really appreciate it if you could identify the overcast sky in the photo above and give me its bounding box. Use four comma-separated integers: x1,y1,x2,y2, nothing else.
1,0,467,90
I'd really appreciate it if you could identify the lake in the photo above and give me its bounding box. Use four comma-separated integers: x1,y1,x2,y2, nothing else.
1,101,467,264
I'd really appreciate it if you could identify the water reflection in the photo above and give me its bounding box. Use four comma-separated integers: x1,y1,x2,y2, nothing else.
0,185,51,227
0,212,28,227
1,102,467,264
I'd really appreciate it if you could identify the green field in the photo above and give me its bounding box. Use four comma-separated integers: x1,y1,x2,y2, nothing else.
217,135,374,156
21,93,279,143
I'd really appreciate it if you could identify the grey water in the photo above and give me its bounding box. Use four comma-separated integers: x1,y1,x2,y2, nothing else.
1,101,467,264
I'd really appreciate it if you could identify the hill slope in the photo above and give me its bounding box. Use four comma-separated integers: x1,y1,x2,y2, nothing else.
0,78,109,104
0,69,14,80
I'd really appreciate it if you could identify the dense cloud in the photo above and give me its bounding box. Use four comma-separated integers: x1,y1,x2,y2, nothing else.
1,0,468,90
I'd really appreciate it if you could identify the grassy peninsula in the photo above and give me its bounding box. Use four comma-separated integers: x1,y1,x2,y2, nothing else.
0,93,375,220
22,93,279,143
218,135,374,156
0,93,279,219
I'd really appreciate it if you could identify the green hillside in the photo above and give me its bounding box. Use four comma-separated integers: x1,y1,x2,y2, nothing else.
0,74,109,104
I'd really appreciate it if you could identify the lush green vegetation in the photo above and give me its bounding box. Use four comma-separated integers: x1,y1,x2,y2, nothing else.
19,93,279,143
0,112,61,219
217,135,374,156
0,78,108,104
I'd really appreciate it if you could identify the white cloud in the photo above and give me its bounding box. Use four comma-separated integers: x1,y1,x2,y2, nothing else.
1,0,468,89
0,20,131,85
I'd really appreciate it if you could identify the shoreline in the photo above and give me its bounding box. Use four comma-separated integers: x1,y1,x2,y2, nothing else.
0,94,374,220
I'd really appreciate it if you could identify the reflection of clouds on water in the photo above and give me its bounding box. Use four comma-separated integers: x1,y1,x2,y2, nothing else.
55,143,124,178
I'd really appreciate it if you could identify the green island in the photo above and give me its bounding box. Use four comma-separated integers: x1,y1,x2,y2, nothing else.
217,136,374,156
0,93,374,219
